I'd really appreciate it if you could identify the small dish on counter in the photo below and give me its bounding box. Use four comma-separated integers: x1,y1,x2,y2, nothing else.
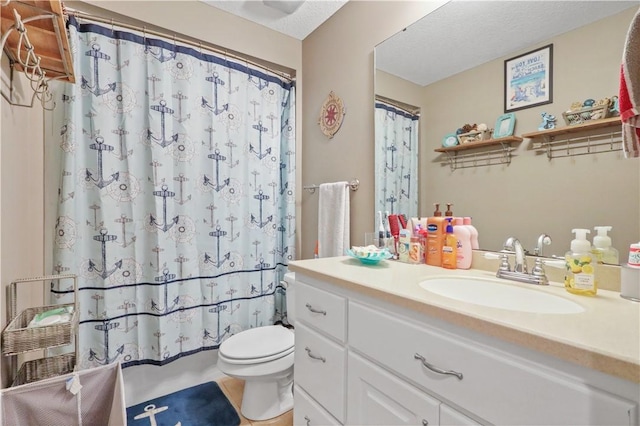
347,246,393,265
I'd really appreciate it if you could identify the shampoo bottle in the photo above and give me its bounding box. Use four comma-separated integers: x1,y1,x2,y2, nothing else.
453,217,472,269
591,226,619,265
442,218,457,269
426,204,445,266
565,228,597,297
463,217,479,250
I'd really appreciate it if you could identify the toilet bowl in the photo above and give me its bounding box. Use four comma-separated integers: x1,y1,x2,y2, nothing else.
216,272,296,421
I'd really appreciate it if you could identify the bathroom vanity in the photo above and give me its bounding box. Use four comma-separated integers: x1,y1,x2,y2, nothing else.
288,257,640,425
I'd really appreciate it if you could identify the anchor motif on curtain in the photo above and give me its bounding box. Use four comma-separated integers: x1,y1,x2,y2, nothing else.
250,190,272,228
151,269,180,314
89,319,124,365
85,136,120,189
148,100,179,148
201,72,229,115
204,225,231,268
144,44,177,63
88,228,123,279
250,121,271,159
203,149,230,192
82,44,117,96
149,185,179,232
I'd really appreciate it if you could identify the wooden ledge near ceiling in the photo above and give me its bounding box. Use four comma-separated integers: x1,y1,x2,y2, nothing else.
1,0,75,83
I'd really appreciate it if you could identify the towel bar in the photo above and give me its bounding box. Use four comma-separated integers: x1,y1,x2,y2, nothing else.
303,179,359,194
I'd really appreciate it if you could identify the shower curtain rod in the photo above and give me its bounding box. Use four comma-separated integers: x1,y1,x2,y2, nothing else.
63,8,294,83
375,95,420,116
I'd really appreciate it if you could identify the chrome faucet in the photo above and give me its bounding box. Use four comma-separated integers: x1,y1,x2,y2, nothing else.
534,233,552,256
503,237,527,273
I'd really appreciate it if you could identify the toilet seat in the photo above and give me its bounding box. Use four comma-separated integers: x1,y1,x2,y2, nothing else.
219,325,294,365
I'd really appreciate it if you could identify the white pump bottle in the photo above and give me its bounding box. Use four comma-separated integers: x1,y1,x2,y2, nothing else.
591,226,619,265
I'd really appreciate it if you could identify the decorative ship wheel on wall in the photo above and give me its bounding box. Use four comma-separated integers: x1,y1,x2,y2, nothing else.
318,91,346,139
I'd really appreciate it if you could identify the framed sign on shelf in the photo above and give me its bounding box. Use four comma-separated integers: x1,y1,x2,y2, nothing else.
504,44,553,113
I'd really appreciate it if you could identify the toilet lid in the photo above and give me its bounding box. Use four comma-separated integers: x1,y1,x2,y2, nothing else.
220,325,294,360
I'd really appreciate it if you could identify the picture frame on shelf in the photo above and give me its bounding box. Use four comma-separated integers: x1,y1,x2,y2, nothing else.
504,44,553,113
492,113,516,138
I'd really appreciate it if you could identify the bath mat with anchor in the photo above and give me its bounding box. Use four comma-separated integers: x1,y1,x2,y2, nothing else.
126,381,240,426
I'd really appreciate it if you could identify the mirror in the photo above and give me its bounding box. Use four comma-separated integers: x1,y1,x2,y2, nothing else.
375,1,639,261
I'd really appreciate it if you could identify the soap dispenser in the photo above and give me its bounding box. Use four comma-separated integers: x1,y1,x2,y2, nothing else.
591,226,619,265
442,218,457,269
564,228,597,297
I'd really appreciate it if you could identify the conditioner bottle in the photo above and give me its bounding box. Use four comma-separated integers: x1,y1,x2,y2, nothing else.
564,228,597,297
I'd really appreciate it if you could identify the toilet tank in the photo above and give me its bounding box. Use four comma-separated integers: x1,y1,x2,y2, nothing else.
283,272,296,326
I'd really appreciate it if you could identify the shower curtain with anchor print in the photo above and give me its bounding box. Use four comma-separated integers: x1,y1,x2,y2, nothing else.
50,18,295,368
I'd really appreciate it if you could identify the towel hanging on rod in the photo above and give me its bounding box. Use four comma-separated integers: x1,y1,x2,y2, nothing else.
304,179,359,194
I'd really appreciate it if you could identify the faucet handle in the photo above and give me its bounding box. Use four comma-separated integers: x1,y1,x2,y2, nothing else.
484,252,511,272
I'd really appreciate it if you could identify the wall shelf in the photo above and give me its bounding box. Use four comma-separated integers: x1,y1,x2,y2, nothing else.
1,0,74,109
522,117,622,159
434,136,523,170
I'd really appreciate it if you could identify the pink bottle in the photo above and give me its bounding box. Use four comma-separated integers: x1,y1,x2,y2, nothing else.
463,217,479,250
453,217,472,269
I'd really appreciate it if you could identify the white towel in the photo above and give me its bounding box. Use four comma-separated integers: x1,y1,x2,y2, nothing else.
318,182,350,258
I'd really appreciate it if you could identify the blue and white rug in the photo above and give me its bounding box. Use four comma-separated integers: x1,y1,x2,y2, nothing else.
126,381,240,426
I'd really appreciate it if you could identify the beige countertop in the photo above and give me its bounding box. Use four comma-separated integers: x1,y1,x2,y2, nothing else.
288,256,640,384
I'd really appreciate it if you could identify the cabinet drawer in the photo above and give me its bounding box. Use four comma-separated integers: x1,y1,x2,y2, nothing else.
295,280,346,342
294,323,346,423
293,385,341,426
347,352,440,426
349,301,636,426
440,404,482,426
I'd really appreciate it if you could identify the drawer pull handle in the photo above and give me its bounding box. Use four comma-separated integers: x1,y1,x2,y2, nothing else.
422,420,429,426
414,353,463,380
304,415,311,426
305,346,326,363
305,303,327,315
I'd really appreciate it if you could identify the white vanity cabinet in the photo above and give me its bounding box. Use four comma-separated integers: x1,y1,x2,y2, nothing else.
293,280,347,424
292,272,639,426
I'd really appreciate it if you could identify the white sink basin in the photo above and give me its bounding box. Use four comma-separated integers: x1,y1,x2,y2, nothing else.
418,276,584,314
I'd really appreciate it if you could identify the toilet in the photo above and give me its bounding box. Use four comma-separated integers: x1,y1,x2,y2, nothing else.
216,272,296,421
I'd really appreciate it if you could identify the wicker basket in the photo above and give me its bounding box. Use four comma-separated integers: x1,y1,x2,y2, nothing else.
562,105,610,126
1,304,77,356
12,353,76,387
457,129,492,144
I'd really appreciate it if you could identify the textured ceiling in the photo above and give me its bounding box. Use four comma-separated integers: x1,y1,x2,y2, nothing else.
200,0,349,40
376,1,638,87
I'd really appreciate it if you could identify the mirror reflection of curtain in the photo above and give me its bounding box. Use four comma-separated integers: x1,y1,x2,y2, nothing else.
375,100,419,218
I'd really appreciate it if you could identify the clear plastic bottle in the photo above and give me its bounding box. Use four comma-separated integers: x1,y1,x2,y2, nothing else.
591,226,619,265
564,229,597,296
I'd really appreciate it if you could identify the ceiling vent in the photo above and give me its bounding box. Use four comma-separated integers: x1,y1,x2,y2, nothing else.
262,0,305,14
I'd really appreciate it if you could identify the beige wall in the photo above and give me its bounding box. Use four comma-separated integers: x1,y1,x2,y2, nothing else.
301,1,445,259
0,62,46,386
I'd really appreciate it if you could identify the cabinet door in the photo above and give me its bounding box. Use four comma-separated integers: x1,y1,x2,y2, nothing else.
293,385,341,426
347,352,440,426
440,404,481,426
349,301,637,426
294,322,346,423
